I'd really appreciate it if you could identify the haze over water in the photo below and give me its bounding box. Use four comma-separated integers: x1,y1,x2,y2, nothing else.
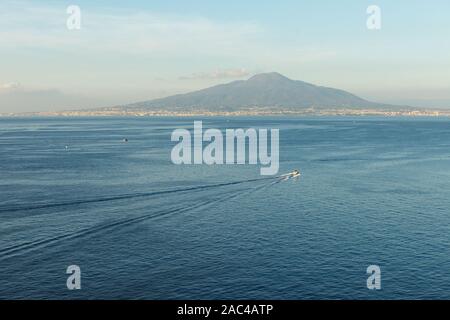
1,116,450,299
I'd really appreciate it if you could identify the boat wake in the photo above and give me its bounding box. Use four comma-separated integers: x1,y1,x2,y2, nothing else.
0,176,278,215
0,176,285,261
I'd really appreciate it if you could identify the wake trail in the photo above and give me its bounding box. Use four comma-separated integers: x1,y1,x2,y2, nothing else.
0,176,278,214
0,177,283,261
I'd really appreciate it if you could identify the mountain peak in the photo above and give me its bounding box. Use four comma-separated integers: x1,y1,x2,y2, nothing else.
248,72,292,82
127,72,386,111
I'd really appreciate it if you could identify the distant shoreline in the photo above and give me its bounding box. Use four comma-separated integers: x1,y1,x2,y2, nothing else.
2,108,450,118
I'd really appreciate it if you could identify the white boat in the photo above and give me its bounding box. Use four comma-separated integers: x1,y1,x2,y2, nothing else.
291,169,301,178
280,169,301,180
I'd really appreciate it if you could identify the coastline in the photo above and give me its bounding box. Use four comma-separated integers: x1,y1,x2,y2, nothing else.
2,108,450,117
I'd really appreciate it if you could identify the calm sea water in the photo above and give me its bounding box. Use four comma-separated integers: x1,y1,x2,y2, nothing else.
1,116,450,299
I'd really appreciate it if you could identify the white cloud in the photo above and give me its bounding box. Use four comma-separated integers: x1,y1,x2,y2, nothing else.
0,2,263,56
0,1,340,112
0,87,103,113
0,82,21,90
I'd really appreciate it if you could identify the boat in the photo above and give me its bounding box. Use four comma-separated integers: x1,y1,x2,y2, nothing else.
280,169,301,180
291,169,301,178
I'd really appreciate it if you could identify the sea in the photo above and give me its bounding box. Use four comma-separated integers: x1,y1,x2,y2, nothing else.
1,116,450,299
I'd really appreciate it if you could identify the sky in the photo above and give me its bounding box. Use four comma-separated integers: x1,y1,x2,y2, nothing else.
1,0,450,112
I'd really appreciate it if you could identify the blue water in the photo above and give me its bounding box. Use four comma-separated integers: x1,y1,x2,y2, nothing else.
1,116,450,299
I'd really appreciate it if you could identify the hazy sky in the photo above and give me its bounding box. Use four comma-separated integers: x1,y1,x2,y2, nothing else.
1,0,450,112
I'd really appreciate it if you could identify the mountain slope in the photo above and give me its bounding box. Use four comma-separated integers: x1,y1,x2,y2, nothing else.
126,72,393,111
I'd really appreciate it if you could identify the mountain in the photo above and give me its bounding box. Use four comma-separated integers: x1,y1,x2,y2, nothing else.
124,72,395,112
